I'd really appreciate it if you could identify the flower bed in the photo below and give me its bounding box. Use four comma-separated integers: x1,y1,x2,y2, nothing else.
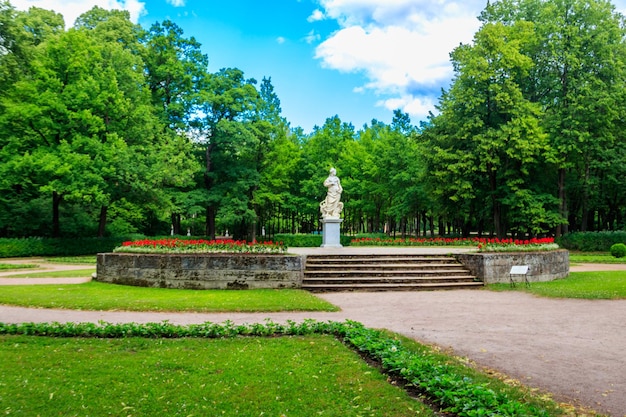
351,236,558,252
114,238,286,254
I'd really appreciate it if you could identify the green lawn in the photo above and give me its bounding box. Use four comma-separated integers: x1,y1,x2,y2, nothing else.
488,271,626,299
0,334,431,417
0,281,339,312
0,263,39,270
569,251,626,264
44,256,97,264
2,269,95,278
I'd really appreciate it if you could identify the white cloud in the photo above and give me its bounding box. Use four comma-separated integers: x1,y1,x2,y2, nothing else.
276,36,286,44
166,0,185,6
307,8,325,22
304,29,321,44
11,0,147,27
314,0,484,121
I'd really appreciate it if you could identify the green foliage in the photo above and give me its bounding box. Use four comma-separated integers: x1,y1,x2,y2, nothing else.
556,231,626,251
609,243,626,258
0,236,140,258
273,233,352,247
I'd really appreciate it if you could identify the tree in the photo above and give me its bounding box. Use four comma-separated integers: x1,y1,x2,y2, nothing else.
423,20,557,237
481,0,626,234
0,8,197,237
142,20,208,132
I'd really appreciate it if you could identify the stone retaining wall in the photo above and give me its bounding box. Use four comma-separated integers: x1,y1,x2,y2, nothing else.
456,250,569,284
96,253,303,290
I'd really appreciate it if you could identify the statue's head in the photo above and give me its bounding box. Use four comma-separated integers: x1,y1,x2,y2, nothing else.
329,168,336,175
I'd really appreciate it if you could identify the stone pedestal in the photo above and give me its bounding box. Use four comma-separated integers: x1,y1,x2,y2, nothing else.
321,218,343,247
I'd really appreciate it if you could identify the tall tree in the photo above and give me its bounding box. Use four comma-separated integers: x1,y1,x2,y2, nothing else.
481,0,626,234
423,20,556,237
194,67,260,238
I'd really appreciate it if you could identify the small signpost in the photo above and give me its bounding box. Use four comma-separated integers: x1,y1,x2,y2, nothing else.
509,265,530,288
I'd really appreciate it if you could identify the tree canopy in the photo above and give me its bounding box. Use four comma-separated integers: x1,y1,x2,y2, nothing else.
1,0,625,239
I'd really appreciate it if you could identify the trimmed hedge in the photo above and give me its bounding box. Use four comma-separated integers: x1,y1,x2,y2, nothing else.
0,236,141,258
0,320,557,416
273,233,352,247
610,243,626,258
556,231,626,252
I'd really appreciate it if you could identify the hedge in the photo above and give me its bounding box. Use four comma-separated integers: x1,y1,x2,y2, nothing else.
556,231,626,252
0,236,141,258
273,233,352,247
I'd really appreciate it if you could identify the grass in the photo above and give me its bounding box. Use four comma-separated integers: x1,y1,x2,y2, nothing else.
2,269,95,278
488,271,626,299
0,263,39,270
0,334,431,417
569,251,626,264
0,281,339,312
44,256,97,264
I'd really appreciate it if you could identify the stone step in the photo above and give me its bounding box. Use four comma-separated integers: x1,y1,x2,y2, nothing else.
304,269,474,278
302,281,485,292
305,263,468,271
306,256,456,264
302,253,483,292
302,275,478,284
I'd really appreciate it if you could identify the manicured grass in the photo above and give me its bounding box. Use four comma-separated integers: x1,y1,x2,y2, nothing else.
2,269,95,278
0,263,39,270
488,271,626,299
0,281,339,312
569,251,626,264
44,256,97,264
0,334,431,417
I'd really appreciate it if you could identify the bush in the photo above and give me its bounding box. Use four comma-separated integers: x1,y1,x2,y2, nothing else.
0,236,144,258
610,243,626,258
556,231,626,252
273,233,352,247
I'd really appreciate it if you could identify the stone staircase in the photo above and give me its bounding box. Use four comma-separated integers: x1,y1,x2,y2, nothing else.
302,254,483,292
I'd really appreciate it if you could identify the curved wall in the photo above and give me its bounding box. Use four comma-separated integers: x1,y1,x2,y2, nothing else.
456,250,569,284
96,253,303,290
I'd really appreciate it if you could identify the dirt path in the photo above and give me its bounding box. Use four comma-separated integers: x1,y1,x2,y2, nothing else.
0,256,624,416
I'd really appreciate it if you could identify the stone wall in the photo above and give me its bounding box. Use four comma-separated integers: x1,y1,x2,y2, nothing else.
456,250,569,284
96,253,303,290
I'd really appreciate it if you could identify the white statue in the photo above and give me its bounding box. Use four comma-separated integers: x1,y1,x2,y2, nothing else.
320,167,343,219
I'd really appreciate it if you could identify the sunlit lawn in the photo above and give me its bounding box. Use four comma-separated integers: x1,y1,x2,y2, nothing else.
0,334,431,417
1,269,95,278
0,263,39,270
568,251,626,264
488,271,626,299
0,281,339,312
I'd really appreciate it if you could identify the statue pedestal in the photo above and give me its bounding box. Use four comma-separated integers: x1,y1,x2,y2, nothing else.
321,218,343,248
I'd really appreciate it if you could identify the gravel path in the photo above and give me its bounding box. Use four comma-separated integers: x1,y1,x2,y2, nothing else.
0,255,625,416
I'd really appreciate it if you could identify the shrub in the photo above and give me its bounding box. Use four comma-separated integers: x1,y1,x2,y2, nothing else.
610,243,626,258
0,236,144,258
556,231,626,251
273,233,352,247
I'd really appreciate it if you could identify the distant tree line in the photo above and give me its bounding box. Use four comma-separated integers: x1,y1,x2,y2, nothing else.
1,0,625,240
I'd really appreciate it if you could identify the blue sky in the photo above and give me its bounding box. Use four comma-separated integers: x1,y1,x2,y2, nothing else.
11,0,626,132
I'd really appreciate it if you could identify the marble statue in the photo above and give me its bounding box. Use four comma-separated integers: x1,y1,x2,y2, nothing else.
320,167,343,219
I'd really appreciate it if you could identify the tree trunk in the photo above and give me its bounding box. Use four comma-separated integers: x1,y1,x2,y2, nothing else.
52,191,62,238
556,167,568,237
205,206,216,239
489,171,504,238
98,206,108,237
